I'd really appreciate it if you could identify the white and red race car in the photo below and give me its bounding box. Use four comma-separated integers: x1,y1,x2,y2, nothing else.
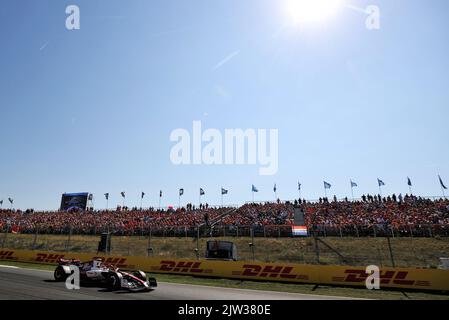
54,258,157,292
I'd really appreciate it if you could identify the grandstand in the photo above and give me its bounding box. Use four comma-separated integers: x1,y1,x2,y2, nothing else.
1,194,448,237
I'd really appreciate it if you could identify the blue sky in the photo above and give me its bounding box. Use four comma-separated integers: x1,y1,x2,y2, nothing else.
0,0,448,210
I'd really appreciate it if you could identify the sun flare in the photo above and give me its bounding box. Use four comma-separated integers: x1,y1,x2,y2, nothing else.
285,0,343,25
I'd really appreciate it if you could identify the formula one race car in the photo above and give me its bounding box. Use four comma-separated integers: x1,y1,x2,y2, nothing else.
54,258,157,292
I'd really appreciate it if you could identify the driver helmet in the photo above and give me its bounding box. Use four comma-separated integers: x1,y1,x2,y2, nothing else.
92,259,103,268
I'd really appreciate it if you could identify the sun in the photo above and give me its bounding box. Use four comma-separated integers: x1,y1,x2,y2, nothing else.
285,0,343,25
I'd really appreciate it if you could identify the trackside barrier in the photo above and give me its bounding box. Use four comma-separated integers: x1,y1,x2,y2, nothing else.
1,248,448,292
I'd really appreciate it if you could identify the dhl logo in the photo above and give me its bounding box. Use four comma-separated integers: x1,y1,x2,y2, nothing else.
35,253,65,263
159,260,205,273
0,250,17,261
342,269,419,286
92,256,129,268
240,264,298,279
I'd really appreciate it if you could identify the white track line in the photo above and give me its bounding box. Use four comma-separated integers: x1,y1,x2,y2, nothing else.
0,265,19,269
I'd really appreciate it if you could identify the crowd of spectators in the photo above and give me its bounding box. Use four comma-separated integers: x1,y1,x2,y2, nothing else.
0,205,228,235
301,194,449,227
1,194,448,235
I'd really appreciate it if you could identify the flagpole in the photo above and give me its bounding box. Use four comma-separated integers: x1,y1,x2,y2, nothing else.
159,195,161,210
252,190,254,203
409,185,412,196
351,185,354,202
438,175,447,199
324,186,327,199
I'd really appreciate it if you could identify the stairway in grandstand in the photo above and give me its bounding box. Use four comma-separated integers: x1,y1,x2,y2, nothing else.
200,207,237,228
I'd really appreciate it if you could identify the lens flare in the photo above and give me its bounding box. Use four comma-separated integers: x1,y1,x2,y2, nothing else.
285,0,343,25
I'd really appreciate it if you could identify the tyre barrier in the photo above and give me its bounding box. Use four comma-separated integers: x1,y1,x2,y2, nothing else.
1,248,448,292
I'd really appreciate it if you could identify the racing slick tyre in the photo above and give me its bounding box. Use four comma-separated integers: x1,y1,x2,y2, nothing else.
54,266,69,282
107,272,122,290
133,271,147,281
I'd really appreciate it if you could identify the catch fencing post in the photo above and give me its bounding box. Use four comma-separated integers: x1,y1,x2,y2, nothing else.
249,226,255,261
377,247,383,267
1,225,9,248
66,226,72,252
45,236,50,251
32,227,38,250
386,236,396,267
313,232,320,264
147,227,153,257
196,226,200,260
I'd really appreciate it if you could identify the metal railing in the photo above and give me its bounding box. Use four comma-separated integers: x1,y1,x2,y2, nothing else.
2,223,448,238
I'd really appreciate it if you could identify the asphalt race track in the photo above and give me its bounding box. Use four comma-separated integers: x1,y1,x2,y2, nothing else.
0,265,352,300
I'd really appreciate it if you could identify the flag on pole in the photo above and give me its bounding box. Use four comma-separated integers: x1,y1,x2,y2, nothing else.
298,182,301,190
159,190,163,198
407,177,412,187
350,180,358,188
88,194,93,201
221,188,228,195
104,193,109,200
141,192,145,199
179,188,184,196
324,181,332,189
8,198,13,204
377,178,385,187
252,185,259,192
439,175,447,190
0,200,3,205
120,192,126,198
273,184,277,193
200,188,205,196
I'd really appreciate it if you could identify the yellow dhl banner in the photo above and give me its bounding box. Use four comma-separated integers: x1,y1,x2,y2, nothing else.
1,248,448,291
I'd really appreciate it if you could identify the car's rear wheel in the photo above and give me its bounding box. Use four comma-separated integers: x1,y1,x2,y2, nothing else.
54,266,68,282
